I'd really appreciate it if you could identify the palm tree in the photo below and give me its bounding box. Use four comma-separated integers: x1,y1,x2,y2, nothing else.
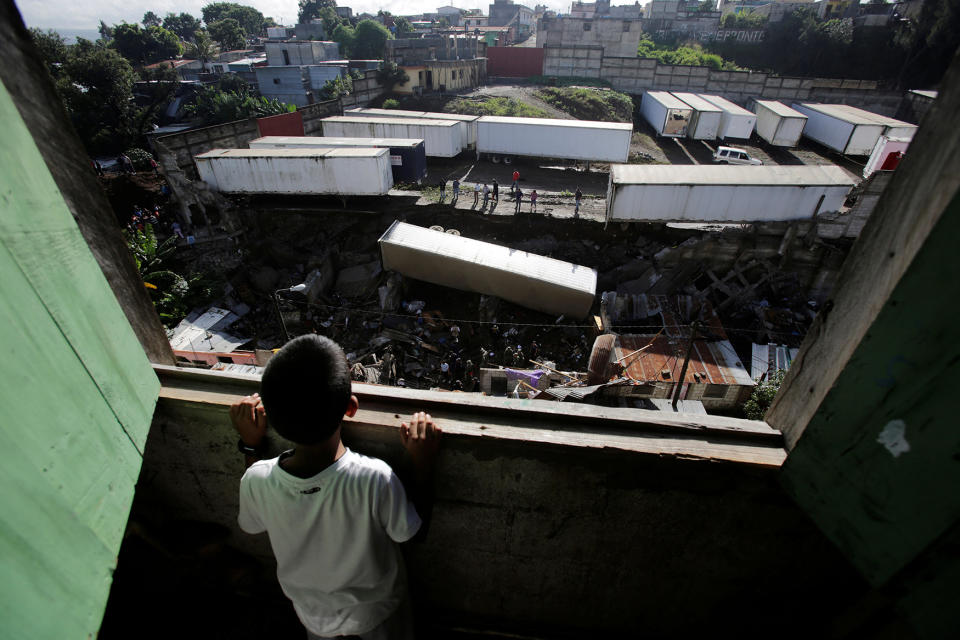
184,29,216,71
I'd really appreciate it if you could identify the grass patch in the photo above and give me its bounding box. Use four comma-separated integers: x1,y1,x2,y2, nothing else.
535,87,634,123
525,75,612,88
444,97,550,118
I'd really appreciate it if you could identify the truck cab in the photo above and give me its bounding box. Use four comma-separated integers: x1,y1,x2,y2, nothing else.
713,146,763,165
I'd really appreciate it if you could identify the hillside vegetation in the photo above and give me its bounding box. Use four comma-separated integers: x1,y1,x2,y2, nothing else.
535,87,633,122
443,97,549,117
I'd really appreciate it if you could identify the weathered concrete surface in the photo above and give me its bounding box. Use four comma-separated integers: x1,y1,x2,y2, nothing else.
131,376,869,636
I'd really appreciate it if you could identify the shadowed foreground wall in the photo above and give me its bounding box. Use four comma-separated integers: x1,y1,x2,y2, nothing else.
129,383,869,636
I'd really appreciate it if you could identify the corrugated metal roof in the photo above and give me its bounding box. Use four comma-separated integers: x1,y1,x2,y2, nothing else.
644,91,694,110
477,116,633,131
379,221,597,294
754,100,807,119
323,115,461,127
539,378,629,400
616,335,752,385
168,307,250,353
699,94,754,116
672,92,721,112
750,343,800,380
611,163,856,187
250,136,423,149
196,147,389,159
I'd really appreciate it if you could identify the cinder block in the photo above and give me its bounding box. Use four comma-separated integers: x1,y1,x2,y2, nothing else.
841,79,861,89
689,66,710,78
687,77,708,89
815,78,842,88
747,73,766,84
765,77,782,88
781,78,801,89
860,80,878,90
800,78,815,90
706,82,726,92
673,66,691,77
638,58,657,69
727,82,745,92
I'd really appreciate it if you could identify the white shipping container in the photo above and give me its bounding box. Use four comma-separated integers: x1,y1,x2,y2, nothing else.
379,221,598,318
475,116,633,163
672,92,721,140
753,100,807,147
195,148,393,195
814,104,918,141
699,94,757,140
345,107,478,148
321,116,462,157
863,136,910,178
641,91,693,137
605,164,855,223
791,103,886,155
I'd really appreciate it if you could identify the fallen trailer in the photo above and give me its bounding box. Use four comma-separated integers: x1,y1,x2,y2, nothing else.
699,94,756,140
791,103,887,155
863,135,910,179
753,100,807,147
475,116,633,163
248,136,428,183
195,147,393,195
320,116,463,157
640,91,693,138
378,220,597,318
345,107,478,148
672,92,721,140
605,164,856,223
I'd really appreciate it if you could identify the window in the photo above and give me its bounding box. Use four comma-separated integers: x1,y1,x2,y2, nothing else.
217,356,233,364
273,78,280,84
623,21,631,32
583,22,592,31
703,384,727,399
282,49,291,65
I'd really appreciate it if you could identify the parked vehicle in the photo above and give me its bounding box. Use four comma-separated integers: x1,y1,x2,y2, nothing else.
605,164,855,223
712,146,762,165
475,116,632,164
195,148,394,195
640,91,693,138
753,100,807,147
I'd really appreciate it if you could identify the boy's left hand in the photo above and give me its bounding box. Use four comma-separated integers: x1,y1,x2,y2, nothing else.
230,393,268,446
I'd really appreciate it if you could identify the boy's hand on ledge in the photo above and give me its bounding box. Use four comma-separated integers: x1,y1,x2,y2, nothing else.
230,393,268,447
401,411,442,468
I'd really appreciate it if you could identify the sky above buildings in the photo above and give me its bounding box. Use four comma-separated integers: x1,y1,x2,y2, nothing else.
16,0,569,31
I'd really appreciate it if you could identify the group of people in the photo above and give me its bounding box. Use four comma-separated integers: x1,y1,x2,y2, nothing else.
436,170,584,217
91,154,161,177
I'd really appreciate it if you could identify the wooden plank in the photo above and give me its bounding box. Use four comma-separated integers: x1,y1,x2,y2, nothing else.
0,78,158,450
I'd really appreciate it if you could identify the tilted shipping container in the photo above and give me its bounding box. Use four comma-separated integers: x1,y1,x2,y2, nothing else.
320,116,462,157
791,103,886,155
475,116,633,163
345,107,478,148
753,100,807,147
640,91,693,137
699,94,757,140
248,136,428,183
672,92,721,140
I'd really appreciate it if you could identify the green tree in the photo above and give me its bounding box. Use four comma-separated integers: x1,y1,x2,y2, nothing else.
352,19,392,59
299,0,338,23
897,0,960,87
208,18,247,51
331,23,356,57
163,12,203,41
318,73,353,100
743,370,785,420
112,22,183,65
376,61,409,89
98,20,113,41
184,29,217,68
29,28,68,78
394,16,414,36
186,86,295,125
202,3,265,36
142,11,162,27
56,41,140,153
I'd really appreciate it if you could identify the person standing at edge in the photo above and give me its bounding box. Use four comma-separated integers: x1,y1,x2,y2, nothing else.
230,335,442,640
492,178,499,204
439,178,447,204
574,186,583,217
452,178,460,205
515,188,523,214
482,183,490,211
473,182,481,207
530,189,538,214
512,169,519,191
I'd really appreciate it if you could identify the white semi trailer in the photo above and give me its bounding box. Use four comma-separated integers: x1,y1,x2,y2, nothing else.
195,148,394,195
605,164,855,223
320,116,463,157
672,92,721,140
345,107,479,148
699,94,757,140
753,100,807,147
475,116,633,163
640,91,693,137
791,103,916,155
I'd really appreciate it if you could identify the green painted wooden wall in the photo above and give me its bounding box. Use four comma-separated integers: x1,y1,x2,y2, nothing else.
0,78,159,638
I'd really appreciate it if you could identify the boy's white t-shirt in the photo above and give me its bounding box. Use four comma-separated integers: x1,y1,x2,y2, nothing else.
238,448,421,637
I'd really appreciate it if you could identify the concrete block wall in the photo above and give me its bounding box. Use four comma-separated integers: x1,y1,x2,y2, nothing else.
139,395,869,635
543,47,903,114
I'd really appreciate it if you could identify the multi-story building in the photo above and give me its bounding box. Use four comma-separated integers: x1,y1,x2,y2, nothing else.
489,0,535,36
538,14,643,57
256,40,345,107
437,5,464,25
386,35,488,95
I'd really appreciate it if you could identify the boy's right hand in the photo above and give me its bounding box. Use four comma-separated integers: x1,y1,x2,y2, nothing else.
401,411,442,467
230,393,268,447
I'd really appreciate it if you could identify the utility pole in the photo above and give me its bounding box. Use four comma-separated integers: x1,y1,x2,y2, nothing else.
672,320,699,411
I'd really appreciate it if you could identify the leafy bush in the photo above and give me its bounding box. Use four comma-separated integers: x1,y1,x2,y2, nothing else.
377,61,409,89
525,75,612,88
382,98,400,109
637,35,739,71
535,87,633,122
318,74,353,100
444,97,549,118
124,147,155,170
185,87,295,125
743,370,786,420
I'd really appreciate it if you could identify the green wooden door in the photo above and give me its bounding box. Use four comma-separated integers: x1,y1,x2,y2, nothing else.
0,78,159,638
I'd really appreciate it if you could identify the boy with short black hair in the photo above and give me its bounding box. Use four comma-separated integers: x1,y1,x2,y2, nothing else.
230,334,441,640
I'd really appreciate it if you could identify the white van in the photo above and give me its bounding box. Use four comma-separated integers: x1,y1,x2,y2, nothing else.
712,146,763,165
